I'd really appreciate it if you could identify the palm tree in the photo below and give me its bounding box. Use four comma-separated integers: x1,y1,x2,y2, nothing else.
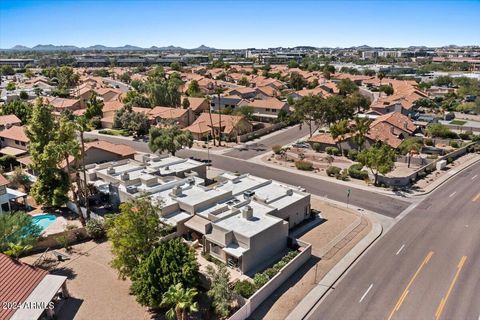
330,119,349,156
75,116,91,221
161,283,199,320
205,96,217,146
215,87,226,147
352,117,372,151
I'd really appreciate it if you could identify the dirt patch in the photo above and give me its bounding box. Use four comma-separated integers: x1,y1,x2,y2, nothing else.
22,241,150,320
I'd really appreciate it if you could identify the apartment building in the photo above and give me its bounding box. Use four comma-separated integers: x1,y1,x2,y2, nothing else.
84,157,311,274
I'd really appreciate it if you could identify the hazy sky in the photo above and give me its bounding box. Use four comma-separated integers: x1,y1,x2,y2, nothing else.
1,0,479,49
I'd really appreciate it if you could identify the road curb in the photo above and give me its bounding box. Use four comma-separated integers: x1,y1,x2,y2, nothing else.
410,156,480,197
286,221,383,320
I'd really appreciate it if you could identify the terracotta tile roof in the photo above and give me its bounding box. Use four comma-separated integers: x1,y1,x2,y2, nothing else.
185,113,249,135
370,112,416,134
256,86,278,97
367,121,403,148
0,173,9,186
103,100,124,113
183,97,207,112
86,140,136,156
0,253,48,320
46,97,80,110
308,133,337,145
149,106,188,119
0,115,22,126
239,98,287,110
0,125,29,143
296,87,332,98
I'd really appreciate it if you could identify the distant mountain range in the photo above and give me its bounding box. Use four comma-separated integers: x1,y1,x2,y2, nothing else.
5,44,218,52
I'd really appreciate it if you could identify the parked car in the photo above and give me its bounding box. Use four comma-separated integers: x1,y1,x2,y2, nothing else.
292,141,310,148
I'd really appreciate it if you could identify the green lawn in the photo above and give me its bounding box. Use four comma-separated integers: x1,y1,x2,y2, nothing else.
449,120,467,125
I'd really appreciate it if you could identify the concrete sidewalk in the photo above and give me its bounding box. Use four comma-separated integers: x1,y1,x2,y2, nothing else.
286,221,383,320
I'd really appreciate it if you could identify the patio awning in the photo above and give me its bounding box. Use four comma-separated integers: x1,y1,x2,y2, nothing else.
0,146,27,156
11,274,67,320
223,244,248,258
185,215,211,234
17,155,33,166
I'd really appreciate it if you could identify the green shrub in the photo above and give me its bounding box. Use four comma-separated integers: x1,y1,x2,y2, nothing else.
425,138,434,146
347,149,358,161
234,280,256,298
472,135,480,142
348,163,369,180
312,143,322,152
458,131,472,140
272,144,283,154
447,156,454,164
337,169,349,181
253,273,270,289
85,219,106,240
326,166,341,177
295,160,313,171
449,141,459,148
326,147,340,156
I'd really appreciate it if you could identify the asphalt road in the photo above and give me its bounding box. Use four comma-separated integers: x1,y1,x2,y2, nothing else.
306,161,480,320
223,124,311,159
84,131,410,218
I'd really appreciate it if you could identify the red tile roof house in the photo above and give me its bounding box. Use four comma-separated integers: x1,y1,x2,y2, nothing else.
148,106,194,128
308,111,417,151
0,253,69,320
184,113,253,141
182,96,209,114
238,97,290,122
0,115,22,131
0,125,29,158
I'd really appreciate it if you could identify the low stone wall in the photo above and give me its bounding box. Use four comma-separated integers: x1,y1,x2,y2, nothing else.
237,122,286,143
31,227,90,254
378,142,476,187
229,242,312,320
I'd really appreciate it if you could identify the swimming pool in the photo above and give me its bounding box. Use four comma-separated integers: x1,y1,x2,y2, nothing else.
31,214,57,232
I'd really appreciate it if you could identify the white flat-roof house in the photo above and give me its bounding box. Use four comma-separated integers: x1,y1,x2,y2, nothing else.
84,156,311,274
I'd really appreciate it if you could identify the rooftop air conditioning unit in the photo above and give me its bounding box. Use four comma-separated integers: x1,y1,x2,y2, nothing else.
241,205,253,220
107,166,115,174
120,172,129,181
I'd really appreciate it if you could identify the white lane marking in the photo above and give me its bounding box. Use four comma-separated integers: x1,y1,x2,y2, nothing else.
396,244,406,255
449,192,457,198
359,284,373,303
472,175,478,180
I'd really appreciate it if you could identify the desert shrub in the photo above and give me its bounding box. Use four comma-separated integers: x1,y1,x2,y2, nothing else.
425,138,434,146
326,166,341,177
458,131,472,140
234,280,256,298
312,143,322,152
348,163,369,180
272,144,283,154
295,160,313,171
347,149,358,161
449,141,459,148
447,156,454,164
253,273,270,289
85,219,106,240
326,147,340,156
472,134,480,142
337,169,349,181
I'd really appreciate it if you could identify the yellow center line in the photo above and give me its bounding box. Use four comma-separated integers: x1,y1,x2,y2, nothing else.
435,256,468,320
472,193,480,202
387,251,434,320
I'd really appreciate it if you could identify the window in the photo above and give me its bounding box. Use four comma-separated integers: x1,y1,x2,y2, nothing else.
21,142,26,146
15,140,19,145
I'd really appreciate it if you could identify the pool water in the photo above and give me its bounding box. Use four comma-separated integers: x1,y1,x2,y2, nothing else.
32,214,57,231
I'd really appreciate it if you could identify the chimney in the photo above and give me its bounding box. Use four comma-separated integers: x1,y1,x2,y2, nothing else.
390,126,395,134
120,172,129,181
403,121,408,129
241,205,253,220
107,166,115,175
